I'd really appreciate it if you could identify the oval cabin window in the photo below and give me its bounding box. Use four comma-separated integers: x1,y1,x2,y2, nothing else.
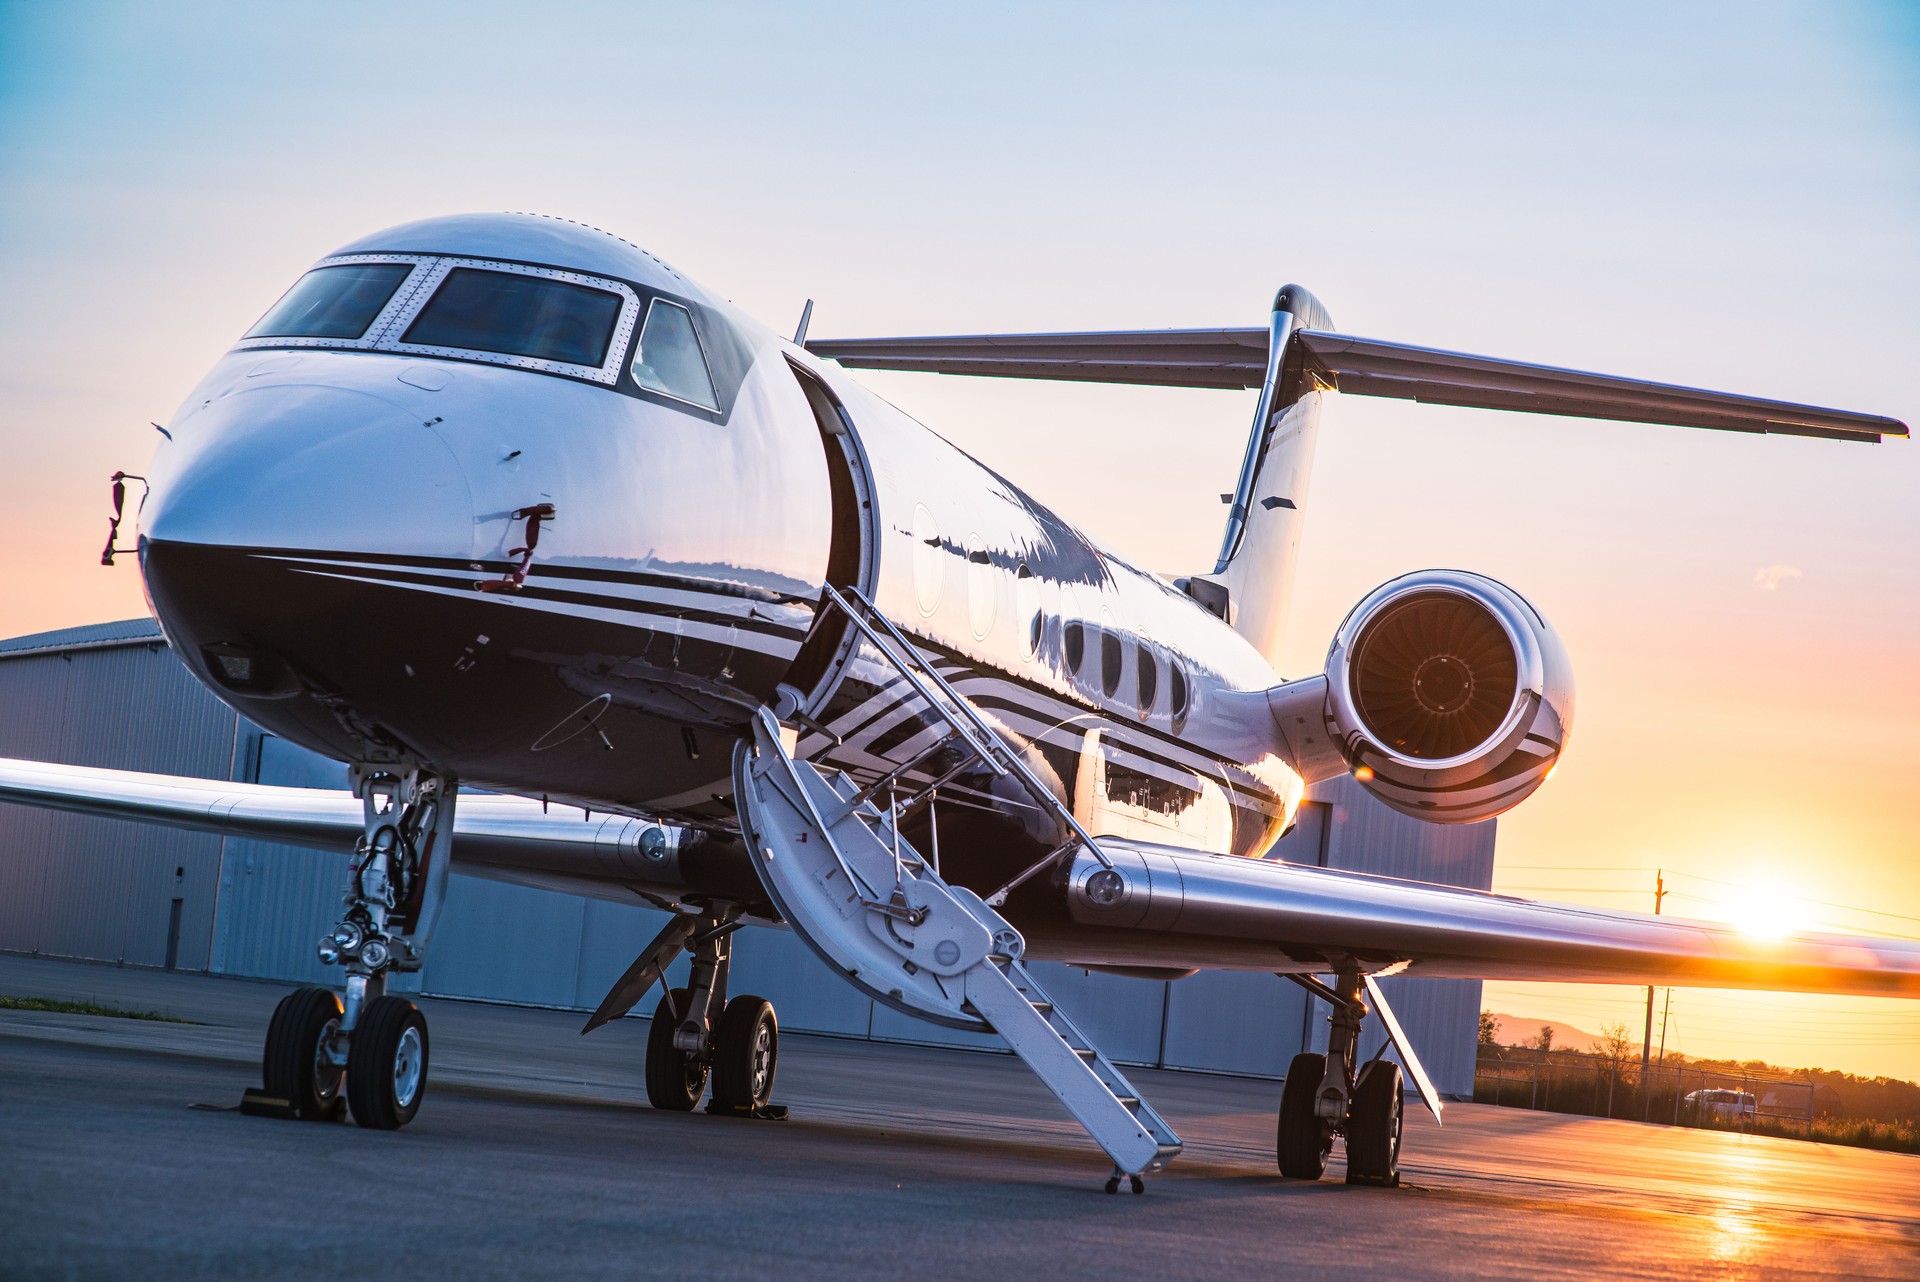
1136,641,1158,714
965,534,996,640
911,504,942,616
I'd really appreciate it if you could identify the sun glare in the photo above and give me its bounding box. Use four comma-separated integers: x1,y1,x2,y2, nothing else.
1711,882,1804,941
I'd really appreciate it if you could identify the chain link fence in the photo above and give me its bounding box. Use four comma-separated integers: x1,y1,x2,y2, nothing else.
1474,1044,1831,1131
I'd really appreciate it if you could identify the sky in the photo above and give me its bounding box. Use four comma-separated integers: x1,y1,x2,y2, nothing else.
1,1,1916,1078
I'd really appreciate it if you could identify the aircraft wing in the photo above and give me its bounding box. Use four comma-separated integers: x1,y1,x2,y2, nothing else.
6,756,1917,997
0,755,679,886
806,328,1909,442
1064,844,1920,998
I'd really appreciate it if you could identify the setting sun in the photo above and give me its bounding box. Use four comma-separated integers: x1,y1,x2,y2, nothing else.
1715,886,1803,941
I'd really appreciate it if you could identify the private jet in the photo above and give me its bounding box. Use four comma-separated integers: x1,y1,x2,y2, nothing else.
3,212,1914,1191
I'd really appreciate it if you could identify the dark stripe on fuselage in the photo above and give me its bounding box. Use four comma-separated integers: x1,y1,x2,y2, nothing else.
250,545,816,606
272,557,805,644
227,542,1287,826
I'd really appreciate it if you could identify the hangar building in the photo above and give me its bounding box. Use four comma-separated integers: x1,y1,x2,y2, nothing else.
0,618,1494,1093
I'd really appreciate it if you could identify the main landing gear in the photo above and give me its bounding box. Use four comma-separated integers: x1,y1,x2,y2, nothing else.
1275,966,1406,1187
246,764,454,1130
637,915,783,1117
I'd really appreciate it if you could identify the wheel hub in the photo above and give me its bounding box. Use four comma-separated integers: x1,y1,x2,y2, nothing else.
392,1025,423,1108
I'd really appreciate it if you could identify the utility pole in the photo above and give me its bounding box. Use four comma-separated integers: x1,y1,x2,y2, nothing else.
1640,869,1665,1117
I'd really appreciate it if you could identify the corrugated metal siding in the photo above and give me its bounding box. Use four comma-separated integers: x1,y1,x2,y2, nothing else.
1163,972,1314,1075
0,639,238,971
0,621,1492,1091
0,617,166,657
210,734,356,983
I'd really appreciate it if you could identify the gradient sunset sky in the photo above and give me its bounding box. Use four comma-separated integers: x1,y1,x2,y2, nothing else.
2,2,1916,1077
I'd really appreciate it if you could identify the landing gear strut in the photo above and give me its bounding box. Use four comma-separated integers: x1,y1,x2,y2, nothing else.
1275,966,1404,1187
249,764,455,1129
632,914,784,1117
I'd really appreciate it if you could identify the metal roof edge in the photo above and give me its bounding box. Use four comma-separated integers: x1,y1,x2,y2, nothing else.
0,619,167,662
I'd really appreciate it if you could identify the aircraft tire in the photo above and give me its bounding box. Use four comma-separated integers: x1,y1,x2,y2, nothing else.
263,986,346,1121
346,996,428,1130
709,995,779,1112
645,987,709,1111
1344,1060,1403,1186
1276,1051,1332,1179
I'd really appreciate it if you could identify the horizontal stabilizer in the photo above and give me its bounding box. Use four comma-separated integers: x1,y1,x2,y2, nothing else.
806,328,1908,442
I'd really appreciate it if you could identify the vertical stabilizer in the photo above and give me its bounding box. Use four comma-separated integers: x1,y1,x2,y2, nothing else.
1185,285,1331,669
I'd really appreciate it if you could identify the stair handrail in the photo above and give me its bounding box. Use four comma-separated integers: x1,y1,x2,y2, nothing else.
817,585,1115,877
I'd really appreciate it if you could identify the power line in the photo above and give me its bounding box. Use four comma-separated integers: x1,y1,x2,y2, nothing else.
1493,864,1920,928
1485,886,1917,939
1661,869,1920,927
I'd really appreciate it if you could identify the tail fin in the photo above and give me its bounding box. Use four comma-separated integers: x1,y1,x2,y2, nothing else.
1179,285,1331,667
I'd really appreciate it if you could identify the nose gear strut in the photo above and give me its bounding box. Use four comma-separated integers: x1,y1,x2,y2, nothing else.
242,763,457,1129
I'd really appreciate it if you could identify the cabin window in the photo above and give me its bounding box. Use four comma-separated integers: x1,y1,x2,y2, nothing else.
1014,564,1041,659
630,299,719,409
405,268,622,366
1136,642,1158,714
1169,660,1190,733
965,534,996,640
911,504,943,616
245,263,413,340
1100,629,1124,699
1064,621,1085,674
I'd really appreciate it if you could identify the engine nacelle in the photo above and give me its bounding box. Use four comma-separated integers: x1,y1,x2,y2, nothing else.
1323,569,1574,824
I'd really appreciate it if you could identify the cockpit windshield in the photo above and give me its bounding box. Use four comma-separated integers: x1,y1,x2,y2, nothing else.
402,268,623,367
630,299,718,409
245,262,413,340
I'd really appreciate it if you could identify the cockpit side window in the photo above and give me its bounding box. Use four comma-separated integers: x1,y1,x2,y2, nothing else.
630,299,718,410
245,263,413,340
403,268,623,366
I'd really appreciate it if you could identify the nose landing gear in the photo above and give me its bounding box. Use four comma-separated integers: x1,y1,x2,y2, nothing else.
243,764,455,1129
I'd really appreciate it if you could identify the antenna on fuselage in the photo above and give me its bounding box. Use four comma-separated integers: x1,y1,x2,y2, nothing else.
793,299,814,346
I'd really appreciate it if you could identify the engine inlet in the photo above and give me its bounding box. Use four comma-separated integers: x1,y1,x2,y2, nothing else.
1351,592,1518,759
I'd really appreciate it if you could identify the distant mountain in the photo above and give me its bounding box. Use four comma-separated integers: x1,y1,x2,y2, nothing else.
1489,1012,1610,1052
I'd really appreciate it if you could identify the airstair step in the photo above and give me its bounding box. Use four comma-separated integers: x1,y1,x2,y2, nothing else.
731,590,1184,1181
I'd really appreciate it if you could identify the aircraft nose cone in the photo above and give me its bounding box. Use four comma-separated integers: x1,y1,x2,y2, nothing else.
139,382,476,713
142,383,473,555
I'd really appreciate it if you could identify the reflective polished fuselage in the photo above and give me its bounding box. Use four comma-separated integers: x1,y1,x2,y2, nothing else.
138,215,1304,908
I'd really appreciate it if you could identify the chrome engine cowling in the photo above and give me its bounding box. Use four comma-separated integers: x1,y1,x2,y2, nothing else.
1323,569,1573,824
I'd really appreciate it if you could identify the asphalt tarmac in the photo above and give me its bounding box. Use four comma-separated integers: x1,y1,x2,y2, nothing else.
2,954,1916,1280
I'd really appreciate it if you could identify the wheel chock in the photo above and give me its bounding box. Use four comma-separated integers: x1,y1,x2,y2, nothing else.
703,1100,790,1121
238,1088,299,1119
